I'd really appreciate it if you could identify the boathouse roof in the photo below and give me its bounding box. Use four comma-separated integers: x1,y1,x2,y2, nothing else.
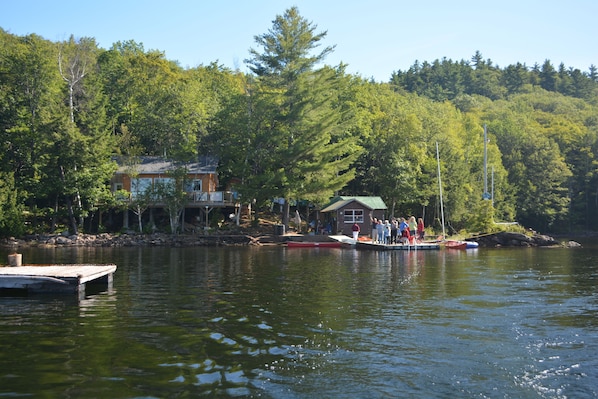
321,196,387,212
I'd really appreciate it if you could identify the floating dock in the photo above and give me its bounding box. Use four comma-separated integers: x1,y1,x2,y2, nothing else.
355,241,440,251
0,264,117,297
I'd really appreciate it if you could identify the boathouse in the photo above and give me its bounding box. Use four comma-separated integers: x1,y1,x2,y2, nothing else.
320,196,387,236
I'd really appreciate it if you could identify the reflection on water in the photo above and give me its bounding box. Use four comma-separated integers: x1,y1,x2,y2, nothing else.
0,245,597,398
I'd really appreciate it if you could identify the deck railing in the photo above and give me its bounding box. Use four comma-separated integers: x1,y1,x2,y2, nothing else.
116,191,238,206
188,191,237,204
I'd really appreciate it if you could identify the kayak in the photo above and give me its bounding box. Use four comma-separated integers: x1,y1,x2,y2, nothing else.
287,241,342,248
445,240,479,249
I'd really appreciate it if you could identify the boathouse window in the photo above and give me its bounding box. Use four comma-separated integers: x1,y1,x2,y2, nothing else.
343,209,364,223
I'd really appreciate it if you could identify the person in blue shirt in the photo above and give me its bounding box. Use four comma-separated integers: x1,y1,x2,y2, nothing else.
399,218,410,244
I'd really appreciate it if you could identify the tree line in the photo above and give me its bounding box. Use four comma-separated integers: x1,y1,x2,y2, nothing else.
391,51,598,102
1,7,597,237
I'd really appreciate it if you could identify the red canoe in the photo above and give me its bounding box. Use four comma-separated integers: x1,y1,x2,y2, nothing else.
445,240,468,250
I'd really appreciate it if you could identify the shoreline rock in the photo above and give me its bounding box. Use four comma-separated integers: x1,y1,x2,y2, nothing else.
474,231,577,247
0,232,283,249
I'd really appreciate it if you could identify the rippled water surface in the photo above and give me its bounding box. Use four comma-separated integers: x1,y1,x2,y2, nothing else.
0,242,597,398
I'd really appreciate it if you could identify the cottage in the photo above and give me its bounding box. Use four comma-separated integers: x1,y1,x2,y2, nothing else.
111,156,238,230
320,196,387,236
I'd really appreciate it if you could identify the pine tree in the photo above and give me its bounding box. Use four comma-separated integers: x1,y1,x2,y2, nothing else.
244,7,361,227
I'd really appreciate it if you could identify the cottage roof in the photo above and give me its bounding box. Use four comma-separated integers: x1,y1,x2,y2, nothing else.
321,196,387,212
114,156,218,175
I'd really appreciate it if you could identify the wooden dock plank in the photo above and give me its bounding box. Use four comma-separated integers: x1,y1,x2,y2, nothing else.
0,264,117,295
0,265,116,277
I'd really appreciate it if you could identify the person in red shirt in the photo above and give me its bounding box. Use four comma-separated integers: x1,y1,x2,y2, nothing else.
417,217,425,242
352,222,360,240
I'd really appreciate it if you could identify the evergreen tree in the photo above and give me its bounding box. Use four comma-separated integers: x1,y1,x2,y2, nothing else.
243,7,360,227
0,171,24,237
501,63,529,95
539,60,557,92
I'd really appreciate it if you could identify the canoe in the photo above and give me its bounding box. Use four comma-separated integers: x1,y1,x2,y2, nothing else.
287,241,342,248
445,240,468,250
445,240,479,249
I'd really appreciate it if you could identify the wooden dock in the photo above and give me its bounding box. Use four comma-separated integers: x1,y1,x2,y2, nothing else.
326,235,441,250
355,241,440,251
0,264,117,297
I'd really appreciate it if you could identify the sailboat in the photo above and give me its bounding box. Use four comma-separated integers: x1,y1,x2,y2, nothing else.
436,142,479,250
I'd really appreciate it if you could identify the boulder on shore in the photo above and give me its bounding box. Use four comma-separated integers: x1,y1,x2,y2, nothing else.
475,231,563,247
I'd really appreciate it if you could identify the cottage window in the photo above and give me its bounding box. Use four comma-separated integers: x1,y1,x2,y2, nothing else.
343,209,364,223
154,177,174,188
131,178,152,199
192,179,202,192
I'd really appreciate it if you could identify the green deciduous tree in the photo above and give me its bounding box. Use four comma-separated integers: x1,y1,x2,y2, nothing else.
153,167,189,234
488,103,572,231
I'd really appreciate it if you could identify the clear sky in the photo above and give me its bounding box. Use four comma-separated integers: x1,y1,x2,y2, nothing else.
1,0,596,82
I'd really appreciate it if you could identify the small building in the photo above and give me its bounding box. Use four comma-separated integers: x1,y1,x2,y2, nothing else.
320,196,387,236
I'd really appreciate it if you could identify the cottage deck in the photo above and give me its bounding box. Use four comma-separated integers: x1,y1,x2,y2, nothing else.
0,264,117,297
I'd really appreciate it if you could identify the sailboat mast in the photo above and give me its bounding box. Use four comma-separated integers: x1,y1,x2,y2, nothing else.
436,142,446,238
483,124,491,200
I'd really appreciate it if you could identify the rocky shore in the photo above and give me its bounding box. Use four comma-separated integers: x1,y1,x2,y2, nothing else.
0,232,282,249
0,230,580,249
473,231,580,248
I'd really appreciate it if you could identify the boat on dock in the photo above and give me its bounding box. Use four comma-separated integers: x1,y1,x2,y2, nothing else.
0,264,117,297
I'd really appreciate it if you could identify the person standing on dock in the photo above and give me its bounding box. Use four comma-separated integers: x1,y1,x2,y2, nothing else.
399,218,409,244
383,220,391,244
352,222,360,240
417,218,425,242
390,218,398,244
376,219,384,243
370,216,379,243
409,216,417,238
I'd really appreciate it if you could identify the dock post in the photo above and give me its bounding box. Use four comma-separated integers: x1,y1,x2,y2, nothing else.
7,254,22,267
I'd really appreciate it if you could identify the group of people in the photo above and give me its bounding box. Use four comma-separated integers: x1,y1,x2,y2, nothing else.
369,216,425,244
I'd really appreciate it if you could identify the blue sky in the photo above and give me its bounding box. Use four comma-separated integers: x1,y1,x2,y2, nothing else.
1,0,596,82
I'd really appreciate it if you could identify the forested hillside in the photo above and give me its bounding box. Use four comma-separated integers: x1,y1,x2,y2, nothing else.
1,7,597,237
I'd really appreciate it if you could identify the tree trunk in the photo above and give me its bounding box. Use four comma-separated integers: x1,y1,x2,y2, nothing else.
283,199,290,230
137,204,143,232
60,166,78,235
51,197,58,233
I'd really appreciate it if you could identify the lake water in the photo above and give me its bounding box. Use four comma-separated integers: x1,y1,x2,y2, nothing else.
0,240,597,398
